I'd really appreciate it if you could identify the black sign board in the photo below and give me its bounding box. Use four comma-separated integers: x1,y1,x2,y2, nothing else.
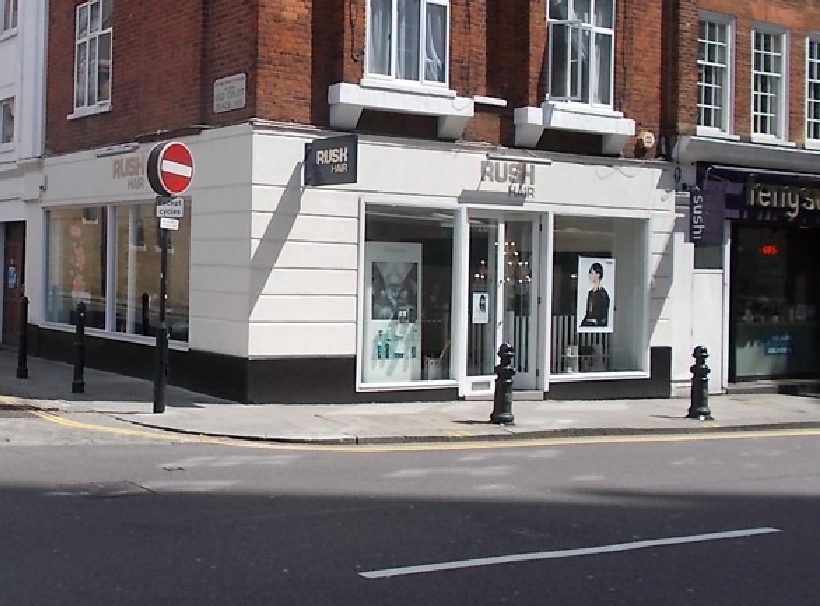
689,183,725,246
304,135,358,186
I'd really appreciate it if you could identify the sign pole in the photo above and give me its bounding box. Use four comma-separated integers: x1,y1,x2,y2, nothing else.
147,141,193,414
153,215,169,414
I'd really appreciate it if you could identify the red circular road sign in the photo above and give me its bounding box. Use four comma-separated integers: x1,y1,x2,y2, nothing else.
147,141,194,196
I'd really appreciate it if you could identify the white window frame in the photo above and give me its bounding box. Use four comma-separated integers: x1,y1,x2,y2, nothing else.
751,25,788,143
546,0,616,108
805,35,820,149
697,13,735,137
1,0,18,35
364,0,450,90
0,96,13,148
71,0,113,119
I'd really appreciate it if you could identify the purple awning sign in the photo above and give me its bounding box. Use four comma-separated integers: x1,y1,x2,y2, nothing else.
689,182,725,246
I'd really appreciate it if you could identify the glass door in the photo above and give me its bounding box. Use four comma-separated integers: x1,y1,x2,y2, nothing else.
464,215,539,393
502,220,538,390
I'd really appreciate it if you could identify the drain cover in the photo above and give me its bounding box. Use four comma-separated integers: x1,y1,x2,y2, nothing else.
0,409,33,418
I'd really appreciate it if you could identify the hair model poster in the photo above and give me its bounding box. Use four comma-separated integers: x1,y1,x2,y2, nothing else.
576,256,615,334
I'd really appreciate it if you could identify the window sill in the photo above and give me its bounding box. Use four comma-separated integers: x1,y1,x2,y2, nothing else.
356,379,459,393
67,103,111,120
549,371,650,383
328,81,474,140
0,28,17,42
750,133,796,148
40,321,190,350
803,139,820,151
359,77,457,98
514,101,635,153
695,126,740,141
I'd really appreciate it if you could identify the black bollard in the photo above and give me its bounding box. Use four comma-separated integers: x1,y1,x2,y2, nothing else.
687,345,713,420
141,292,150,336
72,301,86,394
16,295,28,379
490,343,516,425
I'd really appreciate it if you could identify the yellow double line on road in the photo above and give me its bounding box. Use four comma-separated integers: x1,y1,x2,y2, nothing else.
24,408,820,453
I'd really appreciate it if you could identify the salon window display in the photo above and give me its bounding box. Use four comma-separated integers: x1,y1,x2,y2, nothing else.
551,215,647,376
362,206,455,385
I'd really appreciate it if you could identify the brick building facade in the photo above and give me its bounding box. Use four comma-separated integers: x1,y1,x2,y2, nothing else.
33,0,818,402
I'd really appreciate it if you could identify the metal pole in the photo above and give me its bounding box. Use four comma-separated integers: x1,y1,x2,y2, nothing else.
72,301,86,394
16,295,28,379
153,226,169,414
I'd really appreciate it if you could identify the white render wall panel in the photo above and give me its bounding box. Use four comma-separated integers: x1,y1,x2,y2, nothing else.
256,240,358,270
188,318,249,357
248,323,357,357
250,295,356,323
260,268,357,296
250,212,358,243
189,291,250,324
189,265,251,295
190,238,252,267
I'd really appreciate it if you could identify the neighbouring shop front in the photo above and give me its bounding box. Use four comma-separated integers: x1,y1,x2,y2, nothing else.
697,164,820,383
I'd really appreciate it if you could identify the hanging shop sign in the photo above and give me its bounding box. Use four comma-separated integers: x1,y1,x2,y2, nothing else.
689,183,725,246
304,135,358,186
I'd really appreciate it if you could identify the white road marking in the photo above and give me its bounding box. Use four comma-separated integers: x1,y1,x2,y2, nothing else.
359,527,781,579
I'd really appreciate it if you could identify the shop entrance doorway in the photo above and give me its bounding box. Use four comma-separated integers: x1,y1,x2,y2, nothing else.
463,214,541,394
2,222,26,346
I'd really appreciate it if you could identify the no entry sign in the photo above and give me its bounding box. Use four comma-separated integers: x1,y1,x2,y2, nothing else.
147,142,194,196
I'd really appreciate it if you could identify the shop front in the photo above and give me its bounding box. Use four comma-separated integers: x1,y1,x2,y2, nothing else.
29,124,675,404
352,149,673,403
697,164,820,383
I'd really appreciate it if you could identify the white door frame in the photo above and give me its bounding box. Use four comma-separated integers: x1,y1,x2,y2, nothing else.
459,210,543,397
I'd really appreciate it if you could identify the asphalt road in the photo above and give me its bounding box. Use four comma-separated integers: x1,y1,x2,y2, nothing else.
1,413,819,605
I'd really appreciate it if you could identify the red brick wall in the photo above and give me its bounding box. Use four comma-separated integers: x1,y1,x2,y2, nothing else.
47,0,258,155
677,0,820,144
47,0,672,157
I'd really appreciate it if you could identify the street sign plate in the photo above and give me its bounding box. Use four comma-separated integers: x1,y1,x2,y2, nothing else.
156,196,185,218
160,217,180,230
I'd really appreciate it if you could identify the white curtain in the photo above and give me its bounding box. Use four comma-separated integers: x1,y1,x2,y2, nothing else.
424,3,446,82
368,0,391,75
397,0,420,80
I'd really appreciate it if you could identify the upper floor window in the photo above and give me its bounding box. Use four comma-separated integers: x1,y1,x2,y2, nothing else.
547,0,615,106
806,38,820,142
1,0,17,33
697,18,731,132
74,0,112,112
752,28,785,138
0,97,13,144
366,0,449,85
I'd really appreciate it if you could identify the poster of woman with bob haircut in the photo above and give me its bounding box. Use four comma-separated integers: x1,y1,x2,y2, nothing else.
576,257,615,333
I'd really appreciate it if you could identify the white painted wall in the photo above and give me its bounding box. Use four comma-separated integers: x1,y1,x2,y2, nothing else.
0,0,47,201
248,128,677,361
36,124,254,357
34,123,678,366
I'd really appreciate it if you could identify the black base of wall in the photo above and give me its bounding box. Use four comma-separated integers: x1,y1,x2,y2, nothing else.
545,347,672,400
29,327,671,403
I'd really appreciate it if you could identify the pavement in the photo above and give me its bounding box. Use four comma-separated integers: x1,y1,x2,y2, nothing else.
2,348,820,445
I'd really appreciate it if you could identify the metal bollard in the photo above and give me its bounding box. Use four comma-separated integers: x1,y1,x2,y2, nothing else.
490,343,516,425
141,292,150,336
16,295,29,379
72,301,86,394
686,345,713,420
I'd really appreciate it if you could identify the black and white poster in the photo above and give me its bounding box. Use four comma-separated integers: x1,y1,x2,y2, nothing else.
371,260,418,321
576,256,615,333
